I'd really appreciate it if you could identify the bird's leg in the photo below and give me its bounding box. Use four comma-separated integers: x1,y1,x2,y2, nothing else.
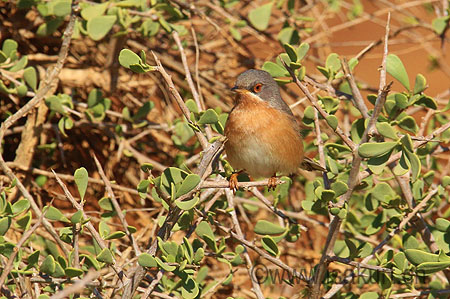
229,170,244,194
268,174,278,191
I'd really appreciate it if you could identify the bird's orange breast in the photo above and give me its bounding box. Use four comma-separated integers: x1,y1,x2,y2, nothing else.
224,92,304,178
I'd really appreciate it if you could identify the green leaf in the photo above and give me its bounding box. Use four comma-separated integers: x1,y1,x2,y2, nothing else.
261,236,279,257
98,197,113,211
175,174,200,198
229,26,241,41
405,149,421,181
394,93,409,109
248,2,273,31
296,43,309,61
49,0,71,17
65,267,84,278
99,221,110,239
435,218,450,232
155,256,176,271
27,250,40,267
405,249,439,265
376,122,398,140
74,167,88,200
386,54,410,90
358,142,398,158
193,247,204,263
326,115,338,130
140,163,154,173
414,95,437,110
198,109,218,124
196,221,215,240
443,176,450,187
331,181,348,197
81,3,108,20
283,43,297,62
325,53,341,73
254,220,286,235
262,61,288,77
45,95,66,114
12,199,30,214
105,231,126,240
23,67,37,91
0,217,11,236
392,151,410,176
317,66,329,79
37,18,63,36
417,261,450,275
133,101,154,121
371,183,396,203
2,39,18,58
16,211,32,230
413,73,427,94
71,210,83,224
277,27,299,45
175,196,199,210
40,255,56,275
96,248,113,264
432,16,449,35
9,56,27,72
87,15,117,41
138,253,157,267
44,206,70,222
398,116,418,133
181,276,199,299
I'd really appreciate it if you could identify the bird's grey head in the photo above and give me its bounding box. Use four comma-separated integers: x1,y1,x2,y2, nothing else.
232,69,292,115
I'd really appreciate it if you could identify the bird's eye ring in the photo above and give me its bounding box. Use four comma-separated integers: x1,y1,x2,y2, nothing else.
253,83,263,93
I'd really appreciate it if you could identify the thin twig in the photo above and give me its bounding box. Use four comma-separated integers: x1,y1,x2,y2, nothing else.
342,58,369,119
310,13,391,299
7,162,154,200
52,170,125,280
172,30,213,140
282,60,356,151
49,270,99,299
0,3,79,259
92,153,141,255
0,209,45,289
151,51,209,149
121,138,225,298
200,178,284,189
225,189,264,299
323,187,439,298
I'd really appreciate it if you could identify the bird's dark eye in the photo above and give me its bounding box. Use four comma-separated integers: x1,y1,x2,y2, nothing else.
253,83,263,93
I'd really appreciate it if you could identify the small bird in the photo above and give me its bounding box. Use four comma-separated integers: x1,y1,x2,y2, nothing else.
224,69,304,191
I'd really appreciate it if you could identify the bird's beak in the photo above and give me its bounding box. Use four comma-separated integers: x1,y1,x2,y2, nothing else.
231,86,247,93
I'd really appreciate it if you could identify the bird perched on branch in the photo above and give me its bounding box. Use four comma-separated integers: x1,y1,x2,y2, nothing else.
224,69,311,191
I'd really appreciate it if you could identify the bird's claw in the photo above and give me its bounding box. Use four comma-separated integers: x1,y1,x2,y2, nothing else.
268,176,278,191
229,172,239,194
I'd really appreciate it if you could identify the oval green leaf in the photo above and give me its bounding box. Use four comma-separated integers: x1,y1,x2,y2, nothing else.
254,220,286,235
358,141,398,158
386,54,410,90
74,167,88,201
248,2,273,31
138,253,157,267
261,236,279,257
65,267,84,278
96,248,114,264
87,15,117,41
175,196,199,211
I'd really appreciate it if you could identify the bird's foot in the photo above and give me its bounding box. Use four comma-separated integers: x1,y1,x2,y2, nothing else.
229,170,244,194
268,176,278,191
